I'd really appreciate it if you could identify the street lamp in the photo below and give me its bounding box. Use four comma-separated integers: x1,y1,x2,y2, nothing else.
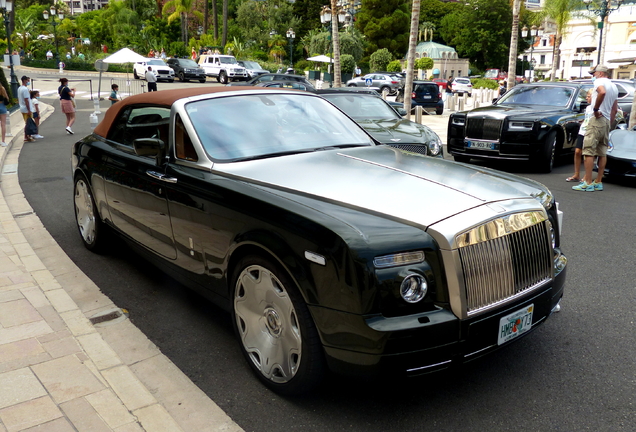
521,25,543,82
0,0,18,98
320,4,346,87
42,6,64,65
286,28,295,69
584,0,623,65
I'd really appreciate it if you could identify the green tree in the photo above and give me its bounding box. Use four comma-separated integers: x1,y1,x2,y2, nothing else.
415,57,433,70
163,0,203,44
387,60,402,72
340,54,355,73
439,0,512,71
369,48,393,71
356,0,410,57
419,0,461,42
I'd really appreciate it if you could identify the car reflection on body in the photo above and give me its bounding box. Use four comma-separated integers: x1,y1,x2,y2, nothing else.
254,81,316,91
605,127,636,178
72,87,567,395
318,91,442,157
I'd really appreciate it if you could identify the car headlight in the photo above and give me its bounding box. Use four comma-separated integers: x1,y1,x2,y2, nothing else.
374,251,424,268
508,121,534,132
400,273,428,303
451,116,465,126
428,135,442,156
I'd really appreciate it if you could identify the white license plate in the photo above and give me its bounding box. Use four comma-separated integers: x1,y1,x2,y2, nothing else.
497,304,534,345
466,140,496,150
423,95,432,99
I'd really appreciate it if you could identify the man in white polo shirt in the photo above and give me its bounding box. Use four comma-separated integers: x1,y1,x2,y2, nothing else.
573,65,618,192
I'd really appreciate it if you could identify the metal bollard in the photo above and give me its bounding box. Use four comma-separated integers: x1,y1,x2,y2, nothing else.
6,111,12,137
447,94,455,111
415,106,423,123
458,97,464,111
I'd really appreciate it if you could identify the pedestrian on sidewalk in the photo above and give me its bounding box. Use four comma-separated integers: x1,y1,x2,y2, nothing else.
145,67,157,92
30,90,44,139
58,77,76,134
566,89,593,183
573,65,619,192
445,76,453,101
108,84,120,105
0,84,9,147
18,76,35,142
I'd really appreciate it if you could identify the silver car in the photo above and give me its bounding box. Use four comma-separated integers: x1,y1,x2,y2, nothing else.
346,73,402,95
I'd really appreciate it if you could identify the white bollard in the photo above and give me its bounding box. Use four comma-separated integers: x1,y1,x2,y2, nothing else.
415,106,423,123
89,112,99,130
93,98,102,115
6,111,12,137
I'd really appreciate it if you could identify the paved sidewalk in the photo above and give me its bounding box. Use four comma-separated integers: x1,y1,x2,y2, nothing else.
0,106,242,431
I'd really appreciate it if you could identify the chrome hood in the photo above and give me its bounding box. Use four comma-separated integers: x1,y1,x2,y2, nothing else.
609,129,636,160
219,146,548,228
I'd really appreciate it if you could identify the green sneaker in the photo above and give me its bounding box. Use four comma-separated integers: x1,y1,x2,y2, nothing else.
593,181,603,191
572,181,594,192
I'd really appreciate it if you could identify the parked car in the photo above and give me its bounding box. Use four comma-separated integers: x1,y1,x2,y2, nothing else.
410,81,445,115
226,73,313,88
254,81,315,91
432,78,449,91
72,87,566,395
451,77,473,97
318,90,442,157
570,78,635,124
448,82,594,172
238,60,270,79
346,73,402,96
198,54,249,83
604,127,636,178
166,58,206,83
133,59,175,82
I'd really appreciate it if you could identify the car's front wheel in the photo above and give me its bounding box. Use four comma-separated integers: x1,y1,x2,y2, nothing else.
537,131,557,173
133,70,139,79
219,71,228,84
178,72,187,82
231,255,324,395
199,78,206,83
73,175,106,252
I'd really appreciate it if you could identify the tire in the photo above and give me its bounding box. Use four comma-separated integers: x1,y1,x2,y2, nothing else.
347,84,356,87
133,70,139,79
454,155,471,163
231,255,324,395
178,72,187,82
219,71,228,84
73,174,107,252
436,106,444,115
199,79,206,83
537,131,557,173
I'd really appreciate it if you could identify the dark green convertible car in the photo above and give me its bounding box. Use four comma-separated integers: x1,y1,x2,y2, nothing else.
72,87,567,394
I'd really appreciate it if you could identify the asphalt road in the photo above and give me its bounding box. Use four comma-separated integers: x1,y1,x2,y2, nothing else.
15,78,636,431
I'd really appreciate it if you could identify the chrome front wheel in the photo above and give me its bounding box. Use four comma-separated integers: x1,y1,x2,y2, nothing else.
74,176,104,251
232,256,323,394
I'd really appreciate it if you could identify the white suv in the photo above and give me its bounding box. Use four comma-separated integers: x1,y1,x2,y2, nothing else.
451,77,472,97
198,54,248,84
133,59,175,82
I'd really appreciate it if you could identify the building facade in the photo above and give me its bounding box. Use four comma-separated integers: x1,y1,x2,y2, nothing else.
415,41,470,79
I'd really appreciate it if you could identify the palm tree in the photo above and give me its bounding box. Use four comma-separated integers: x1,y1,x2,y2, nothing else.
507,0,521,90
14,14,36,52
222,0,228,47
419,21,435,42
405,0,422,115
268,34,286,63
163,0,203,44
331,0,341,87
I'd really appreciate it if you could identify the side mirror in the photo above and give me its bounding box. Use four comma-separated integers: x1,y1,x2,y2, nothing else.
579,102,589,113
397,108,408,116
134,138,165,159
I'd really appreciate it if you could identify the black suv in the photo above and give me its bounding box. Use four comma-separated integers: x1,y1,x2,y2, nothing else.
166,58,207,83
410,81,444,115
226,73,313,87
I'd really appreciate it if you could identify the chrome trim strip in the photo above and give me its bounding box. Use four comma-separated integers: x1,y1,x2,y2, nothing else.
406,359,452,373
455,211,547,248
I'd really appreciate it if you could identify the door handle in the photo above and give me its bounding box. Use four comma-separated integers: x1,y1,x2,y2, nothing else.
146,170,178,183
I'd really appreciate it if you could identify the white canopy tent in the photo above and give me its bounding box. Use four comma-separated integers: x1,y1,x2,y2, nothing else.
102,47,147,64
307,55,333,63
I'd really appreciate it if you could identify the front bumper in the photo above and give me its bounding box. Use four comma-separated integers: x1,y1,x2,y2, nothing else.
311,260,566,377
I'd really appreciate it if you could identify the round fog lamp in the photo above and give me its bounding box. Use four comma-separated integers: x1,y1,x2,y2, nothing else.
400,274,428,303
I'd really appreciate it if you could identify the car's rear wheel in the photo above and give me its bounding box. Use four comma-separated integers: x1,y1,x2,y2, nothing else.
219,71,228,84
199,79,206,83
537,131,557,173
73,175,106,252
436,106,444,115
347,84,357,87
231,255,324,395
133,70,139,79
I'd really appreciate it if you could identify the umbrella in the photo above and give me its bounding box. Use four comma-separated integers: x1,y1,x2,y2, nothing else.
307,55,333,63
102,48,147,63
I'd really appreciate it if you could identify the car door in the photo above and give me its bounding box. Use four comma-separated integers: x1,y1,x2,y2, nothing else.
102,105,177,259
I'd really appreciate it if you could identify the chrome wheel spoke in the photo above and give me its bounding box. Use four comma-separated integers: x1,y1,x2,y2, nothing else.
74,180,96,244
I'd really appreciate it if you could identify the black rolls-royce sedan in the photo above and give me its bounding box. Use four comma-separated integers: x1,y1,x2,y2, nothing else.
448,82,593,172
72,87,567,394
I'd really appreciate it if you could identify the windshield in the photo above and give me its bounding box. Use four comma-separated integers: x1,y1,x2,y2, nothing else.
186,94,374,161
220,57,238,64
497,85,575,107
484,69,499,79
241,61,261,69
323,95,399,120
147,60,165,66
179,60,199,68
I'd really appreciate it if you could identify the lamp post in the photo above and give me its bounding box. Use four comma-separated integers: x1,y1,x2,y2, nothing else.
286,28,295,69
320,4,346,87
584,0,623,65
0,0,18,98
42,6,64,65
521,25,543,82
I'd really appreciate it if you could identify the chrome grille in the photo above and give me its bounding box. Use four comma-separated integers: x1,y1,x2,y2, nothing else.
466,118,502,140
457,213,552,315
388,143,428,155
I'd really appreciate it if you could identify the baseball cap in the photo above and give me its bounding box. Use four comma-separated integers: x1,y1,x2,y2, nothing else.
589,65,609,74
